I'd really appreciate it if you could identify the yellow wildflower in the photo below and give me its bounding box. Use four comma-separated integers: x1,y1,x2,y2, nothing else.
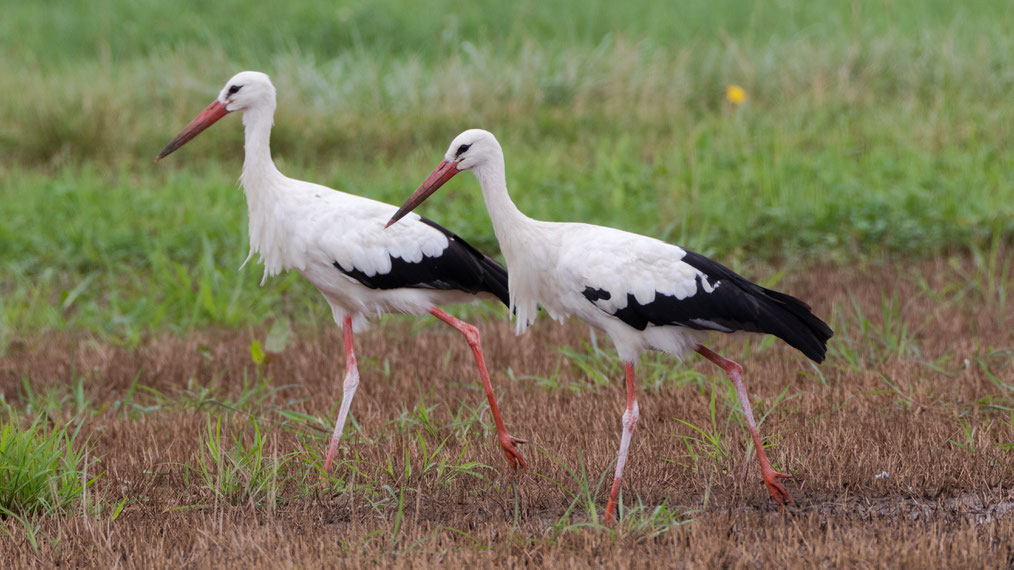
726,84,747,105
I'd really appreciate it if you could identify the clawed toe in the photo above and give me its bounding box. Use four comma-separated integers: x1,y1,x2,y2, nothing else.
762,471,794,509
500,433,528,470
502,448,527,470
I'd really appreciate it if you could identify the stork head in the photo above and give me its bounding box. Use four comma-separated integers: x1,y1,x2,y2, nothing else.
385,129,502,227
217,71,277,114
155,71,276,161
440,129,502,172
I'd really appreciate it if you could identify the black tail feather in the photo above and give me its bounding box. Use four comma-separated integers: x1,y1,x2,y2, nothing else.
339,216,510,308
752,287,834,363
417,217,510,308
477,252,510,308
678,250,833,363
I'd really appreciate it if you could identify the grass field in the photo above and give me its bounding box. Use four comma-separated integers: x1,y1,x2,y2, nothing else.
2,0,1013,567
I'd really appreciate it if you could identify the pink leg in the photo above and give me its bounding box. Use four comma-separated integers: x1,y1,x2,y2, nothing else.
323,316,359,475
696,345,793,508
605,361,639,524
429,308,527,470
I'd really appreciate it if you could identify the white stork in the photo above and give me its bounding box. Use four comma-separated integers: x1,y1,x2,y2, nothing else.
155,75,526,475
387,129,833,521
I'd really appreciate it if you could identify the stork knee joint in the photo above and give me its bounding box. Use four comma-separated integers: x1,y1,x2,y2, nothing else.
342,368,360,391
622,401,640,430
459,322,481,348
728,361,743,378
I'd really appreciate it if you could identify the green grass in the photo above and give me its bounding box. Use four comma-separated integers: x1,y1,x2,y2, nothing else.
1,0,1011,343
189,416,291,509
0,418,99,516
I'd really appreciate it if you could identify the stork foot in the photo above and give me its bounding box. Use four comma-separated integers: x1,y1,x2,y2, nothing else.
498,433,528,470
761,466,793,510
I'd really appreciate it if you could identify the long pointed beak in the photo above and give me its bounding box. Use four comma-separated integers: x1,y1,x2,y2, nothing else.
385,160,461,228
155,100,230,161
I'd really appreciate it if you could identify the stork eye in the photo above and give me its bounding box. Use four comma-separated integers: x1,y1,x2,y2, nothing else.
455,143,471,157
227,84,242,96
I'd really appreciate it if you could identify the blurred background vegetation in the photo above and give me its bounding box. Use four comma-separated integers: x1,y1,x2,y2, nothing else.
1,0,1011,344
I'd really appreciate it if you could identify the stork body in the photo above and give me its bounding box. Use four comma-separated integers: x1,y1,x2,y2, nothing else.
156,75,526,474
388,129,832,521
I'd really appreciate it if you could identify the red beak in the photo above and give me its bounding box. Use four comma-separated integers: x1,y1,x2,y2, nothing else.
385,160,461,228
155,100,230,161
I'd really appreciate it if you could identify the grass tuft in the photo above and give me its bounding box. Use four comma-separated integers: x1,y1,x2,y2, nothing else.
189,416,292,509
0,418,99,516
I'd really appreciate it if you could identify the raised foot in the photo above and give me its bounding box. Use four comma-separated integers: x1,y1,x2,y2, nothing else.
761,467,793,510
498,433,528,470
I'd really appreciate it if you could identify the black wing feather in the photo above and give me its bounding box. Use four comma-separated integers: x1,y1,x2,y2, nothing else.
583,250,833,363
333,217,510,308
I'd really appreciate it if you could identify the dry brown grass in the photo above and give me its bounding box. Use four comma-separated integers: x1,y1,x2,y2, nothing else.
2,256,1013,568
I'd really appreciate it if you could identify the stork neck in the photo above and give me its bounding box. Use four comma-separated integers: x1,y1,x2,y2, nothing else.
236,104,288,271
475,163,530,241
240,106,282,183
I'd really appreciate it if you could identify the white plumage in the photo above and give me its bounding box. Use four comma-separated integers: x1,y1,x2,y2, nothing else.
388,128,832,521
503,221,721,361
157,74,526,475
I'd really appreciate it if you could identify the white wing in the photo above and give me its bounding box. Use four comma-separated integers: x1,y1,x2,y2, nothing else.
286,182,454,278
555,223,707,312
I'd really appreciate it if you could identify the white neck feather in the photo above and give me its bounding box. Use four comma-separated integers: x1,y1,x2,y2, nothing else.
474,153,531,244
238,105,284,190
236,104,290,282
472,156,544,333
